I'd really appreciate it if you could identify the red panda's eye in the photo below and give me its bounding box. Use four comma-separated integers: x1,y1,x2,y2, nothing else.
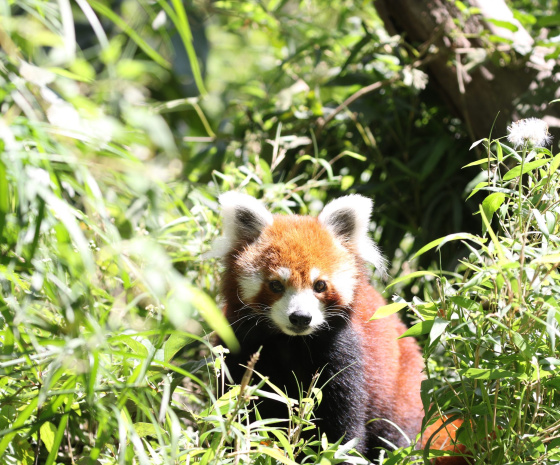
313,280,327,293
269,280,285,293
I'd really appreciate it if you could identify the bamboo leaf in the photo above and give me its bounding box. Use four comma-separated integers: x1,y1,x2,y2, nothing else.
385,271,439,289
40,422,57,453
411,233,482,260
256,446,298,465
133,422,158,438
503,159,549,181
370,302,408,320
469,138,486,150
164,333,194,362
459,368,521,379
479,205,505,262
89,1,171,69
429,317,449,345
534,253,560,264
486,18,519,32
463,158,492,168
339,150,367,161
154,0,207,94
268,430,295,461
398,320,434,339
548,153,560,175
481,192,506,233
45,413,69,465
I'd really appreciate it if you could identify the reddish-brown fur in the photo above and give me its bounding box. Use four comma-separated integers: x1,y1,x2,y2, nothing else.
351,279,425,444
423,418,471,464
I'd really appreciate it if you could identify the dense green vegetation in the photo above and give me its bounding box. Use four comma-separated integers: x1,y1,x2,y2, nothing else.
1,0,559,463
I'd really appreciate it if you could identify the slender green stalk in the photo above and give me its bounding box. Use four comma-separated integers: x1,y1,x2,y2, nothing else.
518,143,528,229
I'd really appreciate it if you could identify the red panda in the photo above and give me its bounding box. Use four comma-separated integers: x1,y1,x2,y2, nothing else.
215,191,467,462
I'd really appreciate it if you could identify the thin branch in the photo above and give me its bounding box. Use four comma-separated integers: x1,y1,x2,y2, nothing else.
316,77,397,133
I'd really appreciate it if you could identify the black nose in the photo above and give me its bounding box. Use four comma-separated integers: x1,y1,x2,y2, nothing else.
289,311,312,328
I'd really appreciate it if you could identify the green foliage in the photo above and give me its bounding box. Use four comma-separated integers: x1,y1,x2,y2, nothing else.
2,0,560,463
0,0,229,462
391,130,560,463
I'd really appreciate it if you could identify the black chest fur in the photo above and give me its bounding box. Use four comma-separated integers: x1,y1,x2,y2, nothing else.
225,323,370,455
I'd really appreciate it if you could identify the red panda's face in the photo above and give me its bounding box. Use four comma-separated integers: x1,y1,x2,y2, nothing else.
234,217,358,336
215,192,386,337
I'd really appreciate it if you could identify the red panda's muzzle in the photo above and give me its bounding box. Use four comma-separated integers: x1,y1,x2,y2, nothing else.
270,289,326,336
288,310,312,329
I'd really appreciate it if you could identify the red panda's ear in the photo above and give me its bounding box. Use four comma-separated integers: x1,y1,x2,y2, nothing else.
214,192,273,255
318,195,387,276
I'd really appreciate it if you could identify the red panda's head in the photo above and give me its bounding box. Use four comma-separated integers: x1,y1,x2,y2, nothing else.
215,192,386,337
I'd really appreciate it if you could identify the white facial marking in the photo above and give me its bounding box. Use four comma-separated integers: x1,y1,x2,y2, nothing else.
310,267,320,283
238,273,263,301
270,289,325,336
276,267,291,282
331,266,356,305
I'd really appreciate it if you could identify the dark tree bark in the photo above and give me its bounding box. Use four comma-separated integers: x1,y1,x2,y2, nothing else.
374,0,560,143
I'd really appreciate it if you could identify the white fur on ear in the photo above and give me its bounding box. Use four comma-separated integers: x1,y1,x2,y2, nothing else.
318,195,387,275
211,191,273,256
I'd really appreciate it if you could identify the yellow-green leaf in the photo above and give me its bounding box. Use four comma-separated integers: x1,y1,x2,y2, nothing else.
370,302,408,320
481,192,506,233
479,206,505,262
398,320,433,339
164,333,193,362
189,287,239,352
40,422,57,452
459,368,520,379
134,422,158,438
385,271,439,289
257,445,298,465
411,233,482,260
268,430,295,461
503,159,549,181
534,253,560,264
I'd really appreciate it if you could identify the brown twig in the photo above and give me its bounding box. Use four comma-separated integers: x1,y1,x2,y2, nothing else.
316,78,397,134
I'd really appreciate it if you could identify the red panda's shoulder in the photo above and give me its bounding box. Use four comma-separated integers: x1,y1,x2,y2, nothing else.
353,280,386,317
351,279,419,350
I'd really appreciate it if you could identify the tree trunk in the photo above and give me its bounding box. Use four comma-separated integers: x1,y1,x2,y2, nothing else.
374,0,560,143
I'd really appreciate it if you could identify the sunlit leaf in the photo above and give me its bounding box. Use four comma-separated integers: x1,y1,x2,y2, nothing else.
534,253,560,264
411,234,482,260
428,317,449,346
399,320,434,339
459,368,521,379
481,192,506,233
503,159,549,181
134,422,159,438
40,422,57,453
469,138,486,150
257,445,299,465
164,333,194,362
370,302,408,320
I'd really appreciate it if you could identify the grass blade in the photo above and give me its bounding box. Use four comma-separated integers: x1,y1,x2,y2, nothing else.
89,0,171,69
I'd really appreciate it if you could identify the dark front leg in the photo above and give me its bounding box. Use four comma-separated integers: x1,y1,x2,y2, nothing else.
313,329,368,455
